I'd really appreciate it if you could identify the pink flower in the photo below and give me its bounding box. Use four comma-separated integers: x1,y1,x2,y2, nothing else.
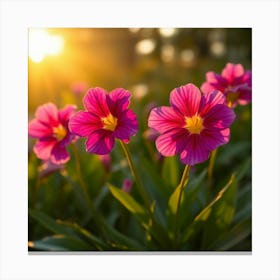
201,63,252,107
28,103,77,164
121,178,133,193
148,83,235,166
71,81,88,96
69,87,138,155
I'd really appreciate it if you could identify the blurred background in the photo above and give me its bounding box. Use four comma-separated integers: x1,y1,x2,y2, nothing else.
28,28,251,111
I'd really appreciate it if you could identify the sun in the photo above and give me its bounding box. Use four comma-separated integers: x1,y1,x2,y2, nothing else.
28,28,64,63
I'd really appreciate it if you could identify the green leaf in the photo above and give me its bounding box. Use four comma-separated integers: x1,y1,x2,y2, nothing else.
29,208,143,251
29,209,74,236
172,169,207,230
162,156,179,188
233,183,251,223
29,235,92,251
207,218,251,250
235,157,251,182
101,221,144,251
29,209,110,250
56,220,109,250
108,183,172,249
202,175,237,247
217,142,250,165
182,175,236,244
108,184,147,218
168,185,184,215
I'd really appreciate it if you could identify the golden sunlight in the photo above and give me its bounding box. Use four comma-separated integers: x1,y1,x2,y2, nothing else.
28,29,64,63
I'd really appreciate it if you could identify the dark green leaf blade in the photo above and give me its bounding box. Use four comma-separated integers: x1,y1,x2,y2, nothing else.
29,235,92,251
202,175,237,248
207,218,251,250
182,175,236,244
29,209,75,236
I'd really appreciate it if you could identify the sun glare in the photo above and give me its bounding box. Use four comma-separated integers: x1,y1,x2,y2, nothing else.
29,29,64,63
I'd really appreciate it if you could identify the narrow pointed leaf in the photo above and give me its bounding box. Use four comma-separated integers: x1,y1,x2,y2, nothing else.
207,218,251,250
108,184,147,218
29,209,75,236
56,220,109,250
202,175,237,247
29,235,92,251
182,175,236,244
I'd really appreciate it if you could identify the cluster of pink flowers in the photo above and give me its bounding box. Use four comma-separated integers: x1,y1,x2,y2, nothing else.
29,62,251,167
201,63,251,107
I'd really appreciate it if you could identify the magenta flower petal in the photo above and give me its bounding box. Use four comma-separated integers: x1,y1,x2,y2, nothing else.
69,111,103,137
83,87,110,117
202,104,236,130
170,84,201,117
107,88,131,116
199,90,226,116
200,128,230,151
179,136,210,166
114,109,138,141
50,144,70,164
148,106,184,134
155,128,188,156
221,63,244,83
202,72,228,92
33,139,57,161
86,130,115,155
59,105,77,125
236,85,251,106
242,70,252,87
201,81,216,95
35,103,59,126
28,119,53,138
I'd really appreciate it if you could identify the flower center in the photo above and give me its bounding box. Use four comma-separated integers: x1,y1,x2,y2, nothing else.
53,124,67,141
102,113,118,131
226,91,239,107
184,114,204,134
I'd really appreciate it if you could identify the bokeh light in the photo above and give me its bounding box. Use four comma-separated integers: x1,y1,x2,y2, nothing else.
29,28,64,63
135,39,156,55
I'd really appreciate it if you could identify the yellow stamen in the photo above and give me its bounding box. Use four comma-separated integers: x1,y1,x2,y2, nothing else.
53,124,67,141
185,114,204,134
102,113,118,131
226,91,239,107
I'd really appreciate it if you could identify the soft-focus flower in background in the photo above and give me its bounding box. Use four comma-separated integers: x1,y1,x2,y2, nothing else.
28,103,77,164
98,154,111,172
71,81,88,96
69,87,138,155
201,63,251,107
148,83,235,165
121,178,133,193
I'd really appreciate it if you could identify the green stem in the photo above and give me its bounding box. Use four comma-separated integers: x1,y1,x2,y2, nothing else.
119,140,151,210
174,164,191,248
207,148,217,193
119,140,172,248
